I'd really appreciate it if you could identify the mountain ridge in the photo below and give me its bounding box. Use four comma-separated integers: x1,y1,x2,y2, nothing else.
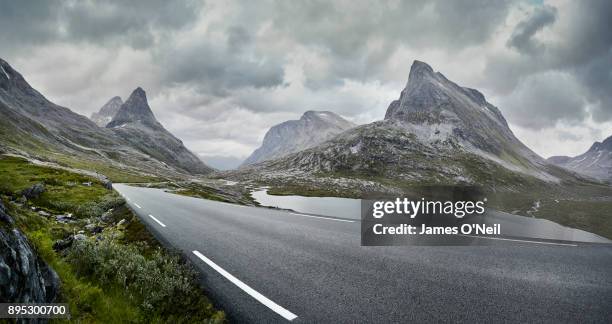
230,60,576,191
548,135,612,181
242,110,356,166
0,57,212,179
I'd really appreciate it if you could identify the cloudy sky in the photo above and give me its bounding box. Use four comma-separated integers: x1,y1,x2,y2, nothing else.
1,0,611,169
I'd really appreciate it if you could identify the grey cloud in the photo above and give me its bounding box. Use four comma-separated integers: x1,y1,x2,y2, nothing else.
500,72,588,129
507,5,557,54
0,0,201,50
159,41,285,96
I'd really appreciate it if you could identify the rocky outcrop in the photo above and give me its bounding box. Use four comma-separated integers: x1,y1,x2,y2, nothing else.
0,201,60,303
548,135,612,181
21,183,45,200
90,96,123,127
242,111,356,165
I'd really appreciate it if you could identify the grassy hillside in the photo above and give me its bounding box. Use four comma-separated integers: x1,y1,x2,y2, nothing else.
0,155,224,322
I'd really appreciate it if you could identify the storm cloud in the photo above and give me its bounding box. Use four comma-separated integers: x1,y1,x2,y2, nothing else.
1,0,611,165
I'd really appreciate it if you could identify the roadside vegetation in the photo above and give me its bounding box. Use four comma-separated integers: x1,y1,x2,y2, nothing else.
0,155,225,323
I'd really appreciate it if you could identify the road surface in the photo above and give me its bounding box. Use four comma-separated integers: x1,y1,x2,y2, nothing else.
114,184,612,323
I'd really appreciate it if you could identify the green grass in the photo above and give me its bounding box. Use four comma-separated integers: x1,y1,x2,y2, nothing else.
0,155,224,322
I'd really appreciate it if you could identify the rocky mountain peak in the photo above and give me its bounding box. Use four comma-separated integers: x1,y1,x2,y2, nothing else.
548,134,612,181
90,96,123,127
407,60,435,80
242,110,356,166
106,87,157,128
588,135,612,153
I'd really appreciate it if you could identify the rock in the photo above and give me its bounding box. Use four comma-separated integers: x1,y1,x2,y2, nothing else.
82,182,92,187
90,226,104,234
116,219,126,226
38,211,50,217
73,234,87,241
101,210,113,222
21,183,45,200
77,230,84,234
0,201,14,225
0,204,59,303
102,179,113,190
84,223,96,231
55,215,76,224
52,236,74,251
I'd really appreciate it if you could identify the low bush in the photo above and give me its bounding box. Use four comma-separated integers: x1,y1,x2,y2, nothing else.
66,236,224,322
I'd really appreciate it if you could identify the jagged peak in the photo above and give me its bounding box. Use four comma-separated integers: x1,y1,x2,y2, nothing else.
410,60,434,75
106,87,157,128
588,135,612,152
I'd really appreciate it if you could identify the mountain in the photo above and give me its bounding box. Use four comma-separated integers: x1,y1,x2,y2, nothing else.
90,96,123,127
242,111,356,165
232,60,568,191
0,57,211,179
106,87,213,174
548,136,612,181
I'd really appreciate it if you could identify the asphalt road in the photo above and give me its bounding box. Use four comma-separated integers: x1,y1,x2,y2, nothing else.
114,184,612,323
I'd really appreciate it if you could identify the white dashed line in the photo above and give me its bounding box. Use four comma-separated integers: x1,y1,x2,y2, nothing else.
289,212,355,223
148,214,166,227
134,203,142,209
192,250,298,321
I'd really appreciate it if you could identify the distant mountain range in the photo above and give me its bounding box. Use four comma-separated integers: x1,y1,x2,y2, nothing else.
242,111,356,166
231,60,584,193
548,136,612,181
0,58,212,179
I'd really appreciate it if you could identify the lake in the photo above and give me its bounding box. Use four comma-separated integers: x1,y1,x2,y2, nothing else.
251,189,362,220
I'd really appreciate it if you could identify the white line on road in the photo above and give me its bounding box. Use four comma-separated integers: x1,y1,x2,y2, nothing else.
290,212,355,223
148,214,166,227
134,203,142,209
460,234,578,246
192,250,298,321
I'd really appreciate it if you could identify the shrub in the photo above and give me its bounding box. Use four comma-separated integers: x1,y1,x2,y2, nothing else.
66,236,224,322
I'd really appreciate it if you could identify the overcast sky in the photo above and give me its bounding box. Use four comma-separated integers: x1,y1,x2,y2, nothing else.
1,0,611,169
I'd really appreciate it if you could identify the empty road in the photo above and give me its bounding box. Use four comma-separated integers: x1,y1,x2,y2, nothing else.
114,184,612,323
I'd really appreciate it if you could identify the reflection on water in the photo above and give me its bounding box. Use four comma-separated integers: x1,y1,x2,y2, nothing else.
251,190,361,220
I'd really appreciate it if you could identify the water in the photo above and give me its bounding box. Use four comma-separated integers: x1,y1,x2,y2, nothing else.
251,189,362,220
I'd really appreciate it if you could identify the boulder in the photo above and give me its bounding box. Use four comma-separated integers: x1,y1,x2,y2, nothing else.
52,236,74,251
21,183,45,200
0,201,13,225
0,203,60,303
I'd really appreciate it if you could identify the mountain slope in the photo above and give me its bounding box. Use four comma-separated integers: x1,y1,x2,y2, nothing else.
548,136,612,181
106,88,213,174
0,58,210,179
90,96,123,127
232,60,577,191
243,111,356,165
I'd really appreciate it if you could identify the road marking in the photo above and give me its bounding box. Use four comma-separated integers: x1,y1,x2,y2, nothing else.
148,214,166,227
290,212,355,223
192,250,298,321
460,234,578,246
134,203,142,209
